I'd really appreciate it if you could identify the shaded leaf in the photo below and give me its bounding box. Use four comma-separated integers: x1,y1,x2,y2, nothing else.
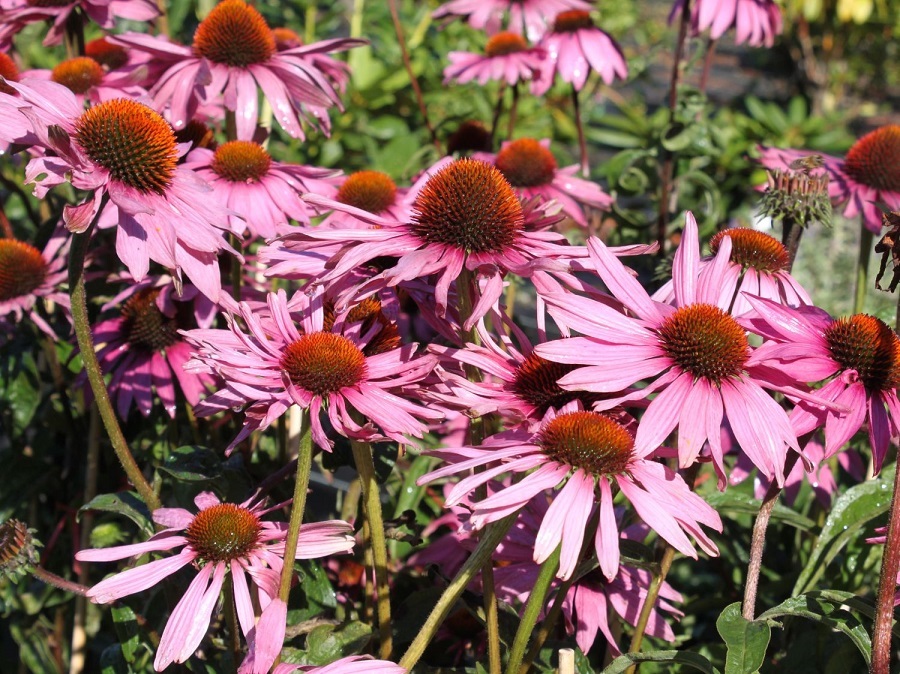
304,621,372,665
158,445,222,482
80,492,153,537
602,650,720,673
705,491,816,531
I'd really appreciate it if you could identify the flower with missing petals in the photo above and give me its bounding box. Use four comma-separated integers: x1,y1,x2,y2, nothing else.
419,402,721,580
183,289,441,452
759,125,900,233
0,79,237,300
112,0,363,139
77,491,354,672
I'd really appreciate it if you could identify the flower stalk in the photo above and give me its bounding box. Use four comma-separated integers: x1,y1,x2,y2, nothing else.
506,544,561,674
69,215,160,512
277,408,314,602
625,544,676,673
871,461,900,674
855,221,874,314
572,85,589,177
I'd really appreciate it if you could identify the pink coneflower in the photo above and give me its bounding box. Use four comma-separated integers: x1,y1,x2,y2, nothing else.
653,227,811,316
671,0,783,47
271,26,352,93
183,289,441,452
478,138,613,226
534,213,805,486
184,140,340,240
76,490,354,672
0,230,69,338
86,278,217,418
1,79,237,301
272,158,591,330
743,296,900,474
445,32,546,87
271,657,406,674
0,0,157,49
420,403,721,580
328,170,413,225
532,10,627,95
759,126,900,233
112,0,362,139
434,0,592,42
29,54,147,105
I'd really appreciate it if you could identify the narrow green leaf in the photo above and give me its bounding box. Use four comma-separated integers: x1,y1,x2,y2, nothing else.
80,492,153,536
716,603,770,674
602,650,720,673
111,605,140,663
705,491,816,530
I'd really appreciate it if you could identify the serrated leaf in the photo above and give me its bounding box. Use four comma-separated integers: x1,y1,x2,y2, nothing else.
716,602,770,674
793,470,893,594
602,650,720,673
705,491,816,531
158,445,223,482
758,590,875,664
80,492,153,537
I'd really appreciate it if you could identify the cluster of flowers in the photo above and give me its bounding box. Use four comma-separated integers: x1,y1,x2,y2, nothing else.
0,0,899,670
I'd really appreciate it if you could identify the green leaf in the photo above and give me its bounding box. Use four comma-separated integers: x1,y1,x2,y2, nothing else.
0,345,41,437
111,605,141,663
602,650,720,673
793,471,893,594
758,590,876,665
158,445,222,482
99,644,129,674
304,621,372,665
705,491,816,531
80,492,153,537
716,602,770,674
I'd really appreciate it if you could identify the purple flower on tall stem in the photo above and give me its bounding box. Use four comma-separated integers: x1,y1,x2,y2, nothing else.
0,230,69,337
76,491,355,672
0,79,238,301
112,0,363,139
444,32,546,87
420,402,721,580
534,213,805,486
183,289,441,452
671,0,783,47
759,125,900,233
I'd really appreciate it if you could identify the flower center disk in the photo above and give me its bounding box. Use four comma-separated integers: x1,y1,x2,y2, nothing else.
485,32,529,57
193,0,276,67
75,99,178,194
0,53,20,95
409,159,523,254
211,140,271,182
185,503,261,564
85,38,129,70
512,353,591,414
658,304,748,383
538,411,634,476
553,10,594,32
336,171,397,214
843,125,900,193
52,57,104,94
0,240,47,302
280,332,367,395
120,289,180,351
824,314,900,391
709,229,789,273
495,138,557,187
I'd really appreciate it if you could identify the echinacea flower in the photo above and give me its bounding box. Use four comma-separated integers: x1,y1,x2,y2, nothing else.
671,0,783,47
184,140,340,240
652,227,811,316
1,79,237,300
444,32,546,87
85,278,217,418
759,125,900,233
112,0,363,139
743,296,900,473
532,10,627,95
0,229,69,337
0,0,158,49
76,491,355,672
31,54,147,106
434,0,592,42
183,289,441,452
479,138,613,226
535,213,806,486
420,403,721,580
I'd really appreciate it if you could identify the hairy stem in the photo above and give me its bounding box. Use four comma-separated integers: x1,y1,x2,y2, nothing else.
69,220,160,511
782,215,803,272
625,546,676,673
31,566,89,596
277,409,314,602
871,459,900,674
506,546,561,674
398,514,516,671
350,439,393,659
224,574,241,674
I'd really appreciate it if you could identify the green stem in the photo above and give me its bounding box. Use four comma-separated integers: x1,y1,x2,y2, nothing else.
572,85,589,177
398,514,516,671
625,545,676,673
506,545,561,674
63,7,85,58
521,571,579,671
305,2,317,44
277,409,314,603
350,439,393,659
854,221,874,315
69,219,160,512
507,83,520,141
224,574,240,674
